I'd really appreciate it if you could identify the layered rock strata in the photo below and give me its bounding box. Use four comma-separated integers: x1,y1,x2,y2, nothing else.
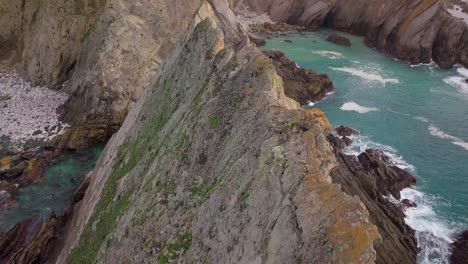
328,134,418,264
54,13,389,264
263,50,335,105
230,0,468,68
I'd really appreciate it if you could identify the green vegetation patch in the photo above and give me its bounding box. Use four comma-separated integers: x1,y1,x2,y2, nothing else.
208,115,219,129
67,142,143,264
157,233,193,264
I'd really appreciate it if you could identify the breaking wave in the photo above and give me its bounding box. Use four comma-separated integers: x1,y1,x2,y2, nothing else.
344,134,463,264
312,50,344,59
330,66,400,85
428,124,468,151
340,101,379,114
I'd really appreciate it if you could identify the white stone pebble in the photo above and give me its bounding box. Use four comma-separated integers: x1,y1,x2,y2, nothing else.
0,73,70,148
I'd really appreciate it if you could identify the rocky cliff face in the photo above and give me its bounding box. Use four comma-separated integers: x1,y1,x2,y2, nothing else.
2,0,466,149
53,7,394,263
0,1,437,263
230,0,468,69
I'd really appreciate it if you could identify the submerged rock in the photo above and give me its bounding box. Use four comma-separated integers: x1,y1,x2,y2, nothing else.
326,33,351,47
263,50,335,105
335,125,359,137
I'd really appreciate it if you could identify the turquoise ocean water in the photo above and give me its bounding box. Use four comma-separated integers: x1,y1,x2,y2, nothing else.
0,145,103,232
262,30,468,264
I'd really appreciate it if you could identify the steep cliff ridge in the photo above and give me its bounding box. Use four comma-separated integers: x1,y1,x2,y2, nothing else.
230,0,468,68
57,10,385,263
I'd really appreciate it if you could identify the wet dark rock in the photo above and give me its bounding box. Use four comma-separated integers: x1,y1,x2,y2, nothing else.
249,35,266,47
326,34,351,47
450,231,468,264
0,176,91,263
358,149,416,199
401,199,417,208
0,161,26,180
284,39,293,43
465,79,468,83
330,145,418,263
327,131,418,263
335,125,359,137
263,50,335,105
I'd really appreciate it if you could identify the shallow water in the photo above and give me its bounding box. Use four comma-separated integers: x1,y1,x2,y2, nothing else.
263,30,468,263
0,145,103,232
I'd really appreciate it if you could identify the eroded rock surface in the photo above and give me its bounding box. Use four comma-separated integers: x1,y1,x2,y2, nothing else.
328,135,418,264
230,0,468,68
53,13,389,264
263,50,335,105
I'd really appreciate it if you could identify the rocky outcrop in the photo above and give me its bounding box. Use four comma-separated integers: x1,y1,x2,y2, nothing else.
451,231,468,264
326,33,351,46
229,0,468,68
0,1,423,263
328,134,418,264
0,175,90,264
50,10,396,263
263,50,335,105
249,22,305,34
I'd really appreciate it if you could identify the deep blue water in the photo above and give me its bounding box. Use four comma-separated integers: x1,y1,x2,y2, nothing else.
263,30,468,263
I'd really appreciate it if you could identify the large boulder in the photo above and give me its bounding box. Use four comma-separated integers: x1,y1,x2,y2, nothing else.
326,33,351,46
263,50,335,105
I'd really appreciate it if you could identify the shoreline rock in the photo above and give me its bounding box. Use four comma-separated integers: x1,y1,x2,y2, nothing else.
450,230,468,264
328,133,418,263
263,50,335,105
249,22,305,35
326,33,351,47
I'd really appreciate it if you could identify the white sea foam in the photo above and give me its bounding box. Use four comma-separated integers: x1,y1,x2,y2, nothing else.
414,116,430,123
312,50,344,60
410,61,436,68
401,188,463,264
457,67,468,77
330,67,400,85
443,76,468,94
340,101,379,114
443,67,468,95
345,134,463,263
344,134,415,172
428,124,468,151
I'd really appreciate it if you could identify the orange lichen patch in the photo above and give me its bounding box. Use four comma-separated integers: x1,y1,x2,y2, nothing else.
314,183,380,262
398,0,439,38
0,156,13,171
213,35,225,55
306,108,331,131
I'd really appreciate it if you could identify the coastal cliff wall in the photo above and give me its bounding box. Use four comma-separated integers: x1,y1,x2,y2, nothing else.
55,7,387,264
230,0,468,69
0,0,427,263
3,0,466,150
50,1,421,262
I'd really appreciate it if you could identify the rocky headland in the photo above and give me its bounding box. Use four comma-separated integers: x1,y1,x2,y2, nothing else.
0,0,466,263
